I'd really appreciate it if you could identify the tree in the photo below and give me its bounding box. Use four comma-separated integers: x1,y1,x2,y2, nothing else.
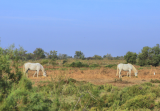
25,53,34,60
48,50,58,60
124,51,137,64
17,45,27,60
151,54,160,66
33,48,45,59
151,44,160,55
74,51,85,59
2,44,27,60
137,46,152,66
114,56,124,60
103,53,113,60
58,53,67,60
93,55,103,60
150,44,160,66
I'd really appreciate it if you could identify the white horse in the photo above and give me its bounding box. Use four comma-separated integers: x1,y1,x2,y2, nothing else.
116,63,138,78
23,62,47,77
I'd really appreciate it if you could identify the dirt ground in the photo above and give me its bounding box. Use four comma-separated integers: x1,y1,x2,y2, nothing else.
25,65,160,87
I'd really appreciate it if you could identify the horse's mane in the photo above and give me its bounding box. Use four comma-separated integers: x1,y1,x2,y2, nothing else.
129,64,138,73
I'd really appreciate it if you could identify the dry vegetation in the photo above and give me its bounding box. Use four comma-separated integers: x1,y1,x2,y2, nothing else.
22,59,160,88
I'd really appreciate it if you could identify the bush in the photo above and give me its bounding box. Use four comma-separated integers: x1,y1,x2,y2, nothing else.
62,60,67,64
51,58,57,66
150,79,160,83
33,48,46,59
92,55,103,60
124,51,137,64
137,44,160,66
105,64,117,68
40,59,49,65
121,93,156,110
89,64,100,68
67,62,89,67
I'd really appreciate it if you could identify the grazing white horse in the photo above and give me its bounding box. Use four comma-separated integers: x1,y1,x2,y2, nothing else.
116,63,138,78
23,63,47,77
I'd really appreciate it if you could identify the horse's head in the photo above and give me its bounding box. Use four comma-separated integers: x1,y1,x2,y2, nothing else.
135,72,138,76
43,71,47,77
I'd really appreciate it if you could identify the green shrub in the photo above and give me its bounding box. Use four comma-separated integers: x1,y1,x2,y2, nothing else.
150,79,160,83
105,64,117,68
62,60,67,64
151,87,160,97
104,84,113,92
63,85,77,95
40,59,49,65
67,61,89,67
124,51,137,64
126,85,147,96
138,67,143,70
121,93,156,110
89,64,100,68
141,82,153,86
24,93,52,111
93,55,103,60
51,58,57,66
156,101,160,108
18,77,32,90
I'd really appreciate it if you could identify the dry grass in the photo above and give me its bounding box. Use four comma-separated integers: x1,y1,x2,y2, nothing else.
22,61,160,88
18,59,160,88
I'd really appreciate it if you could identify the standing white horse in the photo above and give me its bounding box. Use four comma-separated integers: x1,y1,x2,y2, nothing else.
23,63,47,77
116,63,138,78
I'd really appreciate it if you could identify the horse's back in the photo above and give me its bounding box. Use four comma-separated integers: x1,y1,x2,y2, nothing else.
118,63,132,71
24,63,41,70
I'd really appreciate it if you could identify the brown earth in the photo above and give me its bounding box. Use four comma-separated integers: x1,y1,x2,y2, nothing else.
24,65,160,87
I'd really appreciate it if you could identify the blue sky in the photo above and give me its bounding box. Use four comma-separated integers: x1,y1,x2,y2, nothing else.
0,0,160,57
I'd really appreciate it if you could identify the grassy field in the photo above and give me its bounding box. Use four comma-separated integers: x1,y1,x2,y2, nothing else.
1,59,160,111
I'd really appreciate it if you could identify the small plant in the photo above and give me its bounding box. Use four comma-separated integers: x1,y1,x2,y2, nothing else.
62,60,67,64
40,59,49,65
121,93,156,110
138,67,143,70
105,64,117,68
104,84,112,92
51,58,57,66
89,64,100,68
66,61,89,67
150,79,160,83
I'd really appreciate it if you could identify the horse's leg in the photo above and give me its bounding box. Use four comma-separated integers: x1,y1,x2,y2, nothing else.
33,71,37,77
129,70,131,78
37,70,39,77
119,70,121,78
116,67,118,76
127,72,129,77
116,68,118,76
24,70,25,76
25,69,29,78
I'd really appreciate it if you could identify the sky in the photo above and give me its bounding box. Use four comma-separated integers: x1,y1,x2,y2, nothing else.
0,0,160,57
